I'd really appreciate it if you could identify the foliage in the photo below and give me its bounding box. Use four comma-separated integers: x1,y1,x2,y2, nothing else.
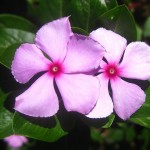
0,0,150,149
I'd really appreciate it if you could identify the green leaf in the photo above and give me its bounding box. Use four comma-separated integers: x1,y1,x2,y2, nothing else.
27,0,118,31
129,118,150,128
0,28,35,68
143,17,150,38
72,27,89,35
102,114,115,128
0,28,34,50
98,5,137,42
0,14,36,32
64,0,118,32
0,90,14,138
13,113,67,142
27,0,63,24
0,43,21,69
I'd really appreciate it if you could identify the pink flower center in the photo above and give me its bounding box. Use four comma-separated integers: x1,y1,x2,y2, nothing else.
48,62,63,77
104,63,120,79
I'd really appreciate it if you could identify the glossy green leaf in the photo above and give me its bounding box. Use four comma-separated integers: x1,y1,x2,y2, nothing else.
0,90,14,138
98,5,137,42
27,0,118,31
13,113,67,142
64,0,118,32
0,43,21,69
143,17,150,38
0,14,36,32
0,28,34,50
27,0,63,24
0,28,35,68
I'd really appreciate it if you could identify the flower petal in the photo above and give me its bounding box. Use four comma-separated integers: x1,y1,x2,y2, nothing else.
119,42,150,80
11,43,50,84
63,34,105,73
90,28,127,63
56,74,100,114
111,77,146,120
87,74,113,118
14,73,59,117
35,17,72,62
4,135,28,148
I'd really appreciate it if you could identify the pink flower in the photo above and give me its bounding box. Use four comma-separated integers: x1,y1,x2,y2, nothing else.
87,28,150,120
11,17,104,117
4,135,28,148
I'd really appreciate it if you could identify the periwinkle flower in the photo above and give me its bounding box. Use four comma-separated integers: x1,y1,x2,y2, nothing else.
4,135,28,148
87,28,150,120
11,17,105,117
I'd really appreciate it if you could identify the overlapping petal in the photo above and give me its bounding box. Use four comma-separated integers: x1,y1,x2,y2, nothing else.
63,34,105,73
111,77,145,120
87,74,113,118
119,42,150,80
56,74,100,114
14,73,59,117
35,17,72,62
90,28,127,63
11,43,50,83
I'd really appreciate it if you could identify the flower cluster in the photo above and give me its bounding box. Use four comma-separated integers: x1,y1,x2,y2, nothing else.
11,17,150,120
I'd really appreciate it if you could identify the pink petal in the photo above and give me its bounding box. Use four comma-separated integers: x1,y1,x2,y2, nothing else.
56,74,100,114
4,135,28,148
119,42,150,80
90,28,127,63
111,77,146,120
87,74,113,118
63,34,105,73
14,73,59,117
35,17,72,62
11,43,50,83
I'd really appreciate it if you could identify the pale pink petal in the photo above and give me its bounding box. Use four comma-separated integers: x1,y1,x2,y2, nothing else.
56,74,100,114
90,28,127,63
4,135,28,148
63,34,105,73
11,43,50,84
35,17,72,62
87,74,113,118
119,42,150,80
111,77,146,120
14,73,59,117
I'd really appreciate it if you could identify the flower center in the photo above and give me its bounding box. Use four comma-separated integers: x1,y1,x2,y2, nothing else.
109,68,115,75
104,63,120,79
48,62,63,77
52,66,59,72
